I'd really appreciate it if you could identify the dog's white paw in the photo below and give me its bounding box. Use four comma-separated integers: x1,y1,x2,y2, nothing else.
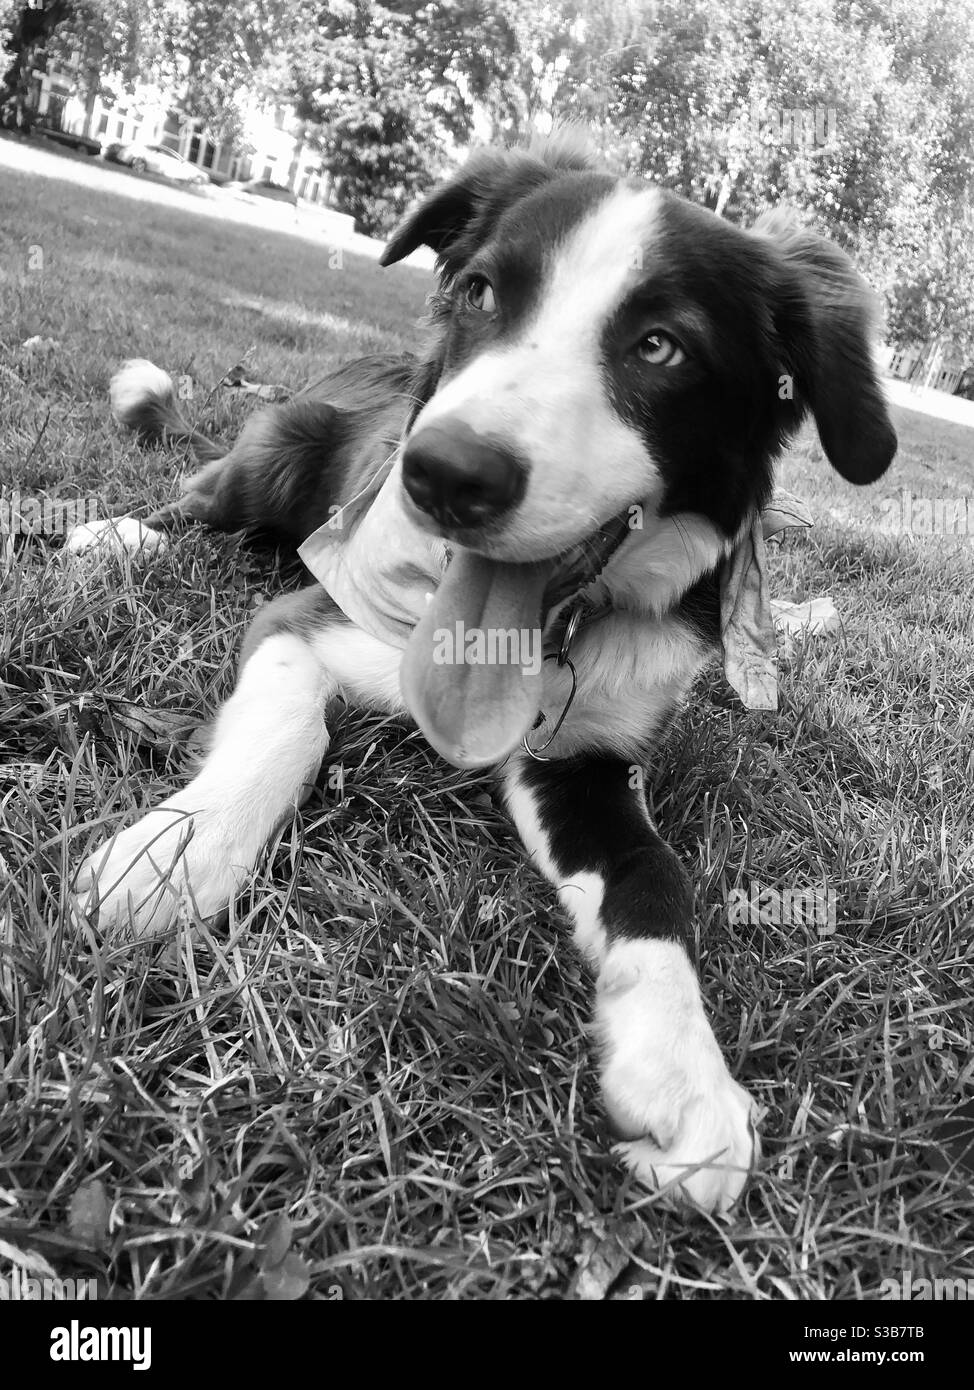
64,516,166,557
597,939,760,1215
73,795,248,933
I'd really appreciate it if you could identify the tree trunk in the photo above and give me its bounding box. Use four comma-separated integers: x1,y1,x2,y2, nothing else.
0,0,74,130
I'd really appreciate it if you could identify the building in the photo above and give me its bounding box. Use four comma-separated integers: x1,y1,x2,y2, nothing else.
27,54,335,206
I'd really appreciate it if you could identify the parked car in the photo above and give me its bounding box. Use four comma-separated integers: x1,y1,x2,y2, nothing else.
34,124,101,156
104,142,208,185
225,178,298,206
954,367,974,402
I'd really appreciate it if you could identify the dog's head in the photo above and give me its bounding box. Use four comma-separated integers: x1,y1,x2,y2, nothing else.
383,132,896,558
385,133,896,768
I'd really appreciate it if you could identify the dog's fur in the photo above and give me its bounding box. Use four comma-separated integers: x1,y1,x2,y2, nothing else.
69,132,896,1214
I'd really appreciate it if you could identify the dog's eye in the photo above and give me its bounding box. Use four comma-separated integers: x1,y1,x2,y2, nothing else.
465,276,496,313
635,331,685,367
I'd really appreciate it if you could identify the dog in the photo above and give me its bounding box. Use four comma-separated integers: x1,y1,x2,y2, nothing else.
68,131,897,1215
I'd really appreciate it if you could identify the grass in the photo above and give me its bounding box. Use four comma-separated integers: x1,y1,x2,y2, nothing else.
1,149,973,1302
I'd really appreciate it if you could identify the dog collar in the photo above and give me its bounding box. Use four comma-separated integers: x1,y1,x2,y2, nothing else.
521,600,589,760
524,488,815,756
523,512,641,760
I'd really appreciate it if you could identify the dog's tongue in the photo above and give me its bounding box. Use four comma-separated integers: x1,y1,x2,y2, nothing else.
401,549,550,769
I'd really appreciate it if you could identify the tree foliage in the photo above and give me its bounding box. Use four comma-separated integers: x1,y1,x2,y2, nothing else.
1,0,294,142
1,0,76,126
291,2,448,236
563,0,974,353
2,0,971,350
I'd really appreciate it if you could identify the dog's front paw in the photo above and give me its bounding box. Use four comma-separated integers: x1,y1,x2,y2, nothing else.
64,516,167,558
73,795,246,933
596,940,760,1215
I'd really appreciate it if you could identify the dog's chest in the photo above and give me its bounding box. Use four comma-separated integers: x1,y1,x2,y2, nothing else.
533,608,710,759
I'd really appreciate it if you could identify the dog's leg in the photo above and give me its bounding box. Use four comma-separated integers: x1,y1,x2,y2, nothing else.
501,753,759,1214
66,390,355,556
73,589,402,934
68,356,408,559
73,602,333,932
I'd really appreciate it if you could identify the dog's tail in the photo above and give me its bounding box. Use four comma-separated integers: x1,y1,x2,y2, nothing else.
110,359,226,462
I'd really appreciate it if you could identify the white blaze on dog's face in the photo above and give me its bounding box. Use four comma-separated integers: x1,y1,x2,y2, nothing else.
388,144,896,565
407,182,665,559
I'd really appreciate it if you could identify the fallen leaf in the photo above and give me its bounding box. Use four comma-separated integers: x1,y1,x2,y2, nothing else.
263,1250,311,1301
21,335,60,355
771,596,840,636
261,1213,293,1270
772,597,841,658
102,698,200,747
221,363,290,401
568,1218,642,1300
68,1179,110,1250
257,1214,310,1301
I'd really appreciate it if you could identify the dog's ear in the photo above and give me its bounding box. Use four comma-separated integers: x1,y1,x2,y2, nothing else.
753,211,897,484
380,129,595,276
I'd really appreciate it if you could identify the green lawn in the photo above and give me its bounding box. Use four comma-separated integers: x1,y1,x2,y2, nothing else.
1,151,973,1301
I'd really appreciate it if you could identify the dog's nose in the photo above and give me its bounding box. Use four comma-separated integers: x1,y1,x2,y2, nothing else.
402,420,525,528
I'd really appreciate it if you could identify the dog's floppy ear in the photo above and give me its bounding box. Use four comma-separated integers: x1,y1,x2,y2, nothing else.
380,129,595,276
753,210,897,484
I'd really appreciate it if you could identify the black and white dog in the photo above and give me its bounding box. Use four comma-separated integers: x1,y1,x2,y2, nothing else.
70,133,896,1215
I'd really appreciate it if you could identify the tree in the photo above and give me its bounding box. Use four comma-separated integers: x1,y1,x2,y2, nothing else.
1,0,299,144
155,1,300,145
0,0,73,128
292,2,450,235
407,0,582,141
564,0,974,355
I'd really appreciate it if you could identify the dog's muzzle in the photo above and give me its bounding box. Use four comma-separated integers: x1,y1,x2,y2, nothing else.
402,419,526,529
